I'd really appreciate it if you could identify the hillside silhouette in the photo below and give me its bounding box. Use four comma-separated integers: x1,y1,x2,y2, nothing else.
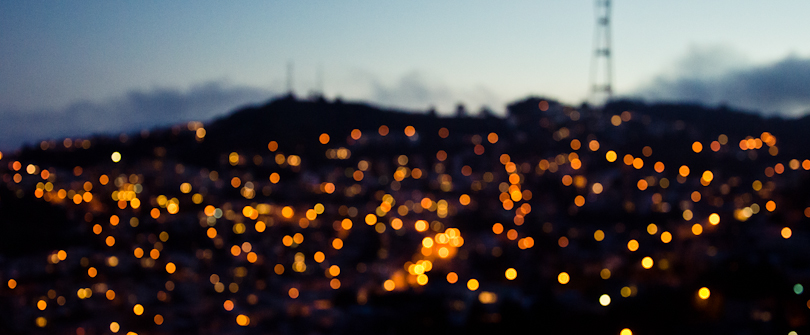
3,95,810,334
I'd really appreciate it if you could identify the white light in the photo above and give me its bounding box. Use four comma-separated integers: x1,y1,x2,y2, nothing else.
599,294,611,306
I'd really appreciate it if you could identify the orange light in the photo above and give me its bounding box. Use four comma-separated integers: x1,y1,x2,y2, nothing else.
446,272,458,284
782,227,793,239
692,141,703,153
627,239,639,251
557,272,570,284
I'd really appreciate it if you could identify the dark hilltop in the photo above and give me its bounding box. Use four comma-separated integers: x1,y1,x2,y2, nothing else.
2,95,810,334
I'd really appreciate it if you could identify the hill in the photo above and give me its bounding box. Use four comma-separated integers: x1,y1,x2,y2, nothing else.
2,95,810,334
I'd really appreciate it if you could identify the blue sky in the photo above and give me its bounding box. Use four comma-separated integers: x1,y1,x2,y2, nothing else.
2,1,810,148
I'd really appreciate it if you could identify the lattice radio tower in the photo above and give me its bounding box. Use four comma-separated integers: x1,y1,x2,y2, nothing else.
590,0,613,106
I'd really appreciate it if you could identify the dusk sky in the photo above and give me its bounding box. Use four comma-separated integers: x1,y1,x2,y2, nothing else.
2,1,810,148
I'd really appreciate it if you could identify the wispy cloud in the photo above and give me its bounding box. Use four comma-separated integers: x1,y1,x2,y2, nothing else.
0,72,507,151
355,70,505,115
0,81,271,150
632,45,810,116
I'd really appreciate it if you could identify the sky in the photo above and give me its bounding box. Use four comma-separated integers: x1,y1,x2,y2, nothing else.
2,1,810,149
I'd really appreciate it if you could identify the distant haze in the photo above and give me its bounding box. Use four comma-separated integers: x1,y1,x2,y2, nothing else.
2,1,810,149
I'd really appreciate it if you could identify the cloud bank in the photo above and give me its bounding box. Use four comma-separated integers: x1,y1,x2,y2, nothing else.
633,45,810,116
0,82,271,150
359,71,505,115
0,71,507,151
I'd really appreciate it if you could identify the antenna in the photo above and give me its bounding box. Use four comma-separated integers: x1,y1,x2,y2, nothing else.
590,0,613,106
286,61,294,96
317,64,324,96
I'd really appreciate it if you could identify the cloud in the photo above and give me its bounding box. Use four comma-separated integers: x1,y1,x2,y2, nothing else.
361,71,505,115
0,81,271,150
632,45,810,116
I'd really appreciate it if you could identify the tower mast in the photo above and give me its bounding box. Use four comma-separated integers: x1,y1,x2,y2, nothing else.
286,61,294,96
590,0,613,106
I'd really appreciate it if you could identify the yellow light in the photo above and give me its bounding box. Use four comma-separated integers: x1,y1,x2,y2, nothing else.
467,279,479,291
36,317,47,328
422,237,434,248
627,239,639,252
620,329,633,335
698,287,710,299
709,213,720,225
692,223,703,235
557,272,570,284
236,314,250,326
641,256,654,269
133,304,144,315
600,268,611,279
415,220,428,232
606,150,617,162
111,152,121,163
479,291,498,304
683,209,694,221
594,229,605,241
701,170,713,183
110,321,120,333
434,244,447,257
37,299,47,310
416,274,428,285
505,268,517,280
166,262,176,274
647,223,658,235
